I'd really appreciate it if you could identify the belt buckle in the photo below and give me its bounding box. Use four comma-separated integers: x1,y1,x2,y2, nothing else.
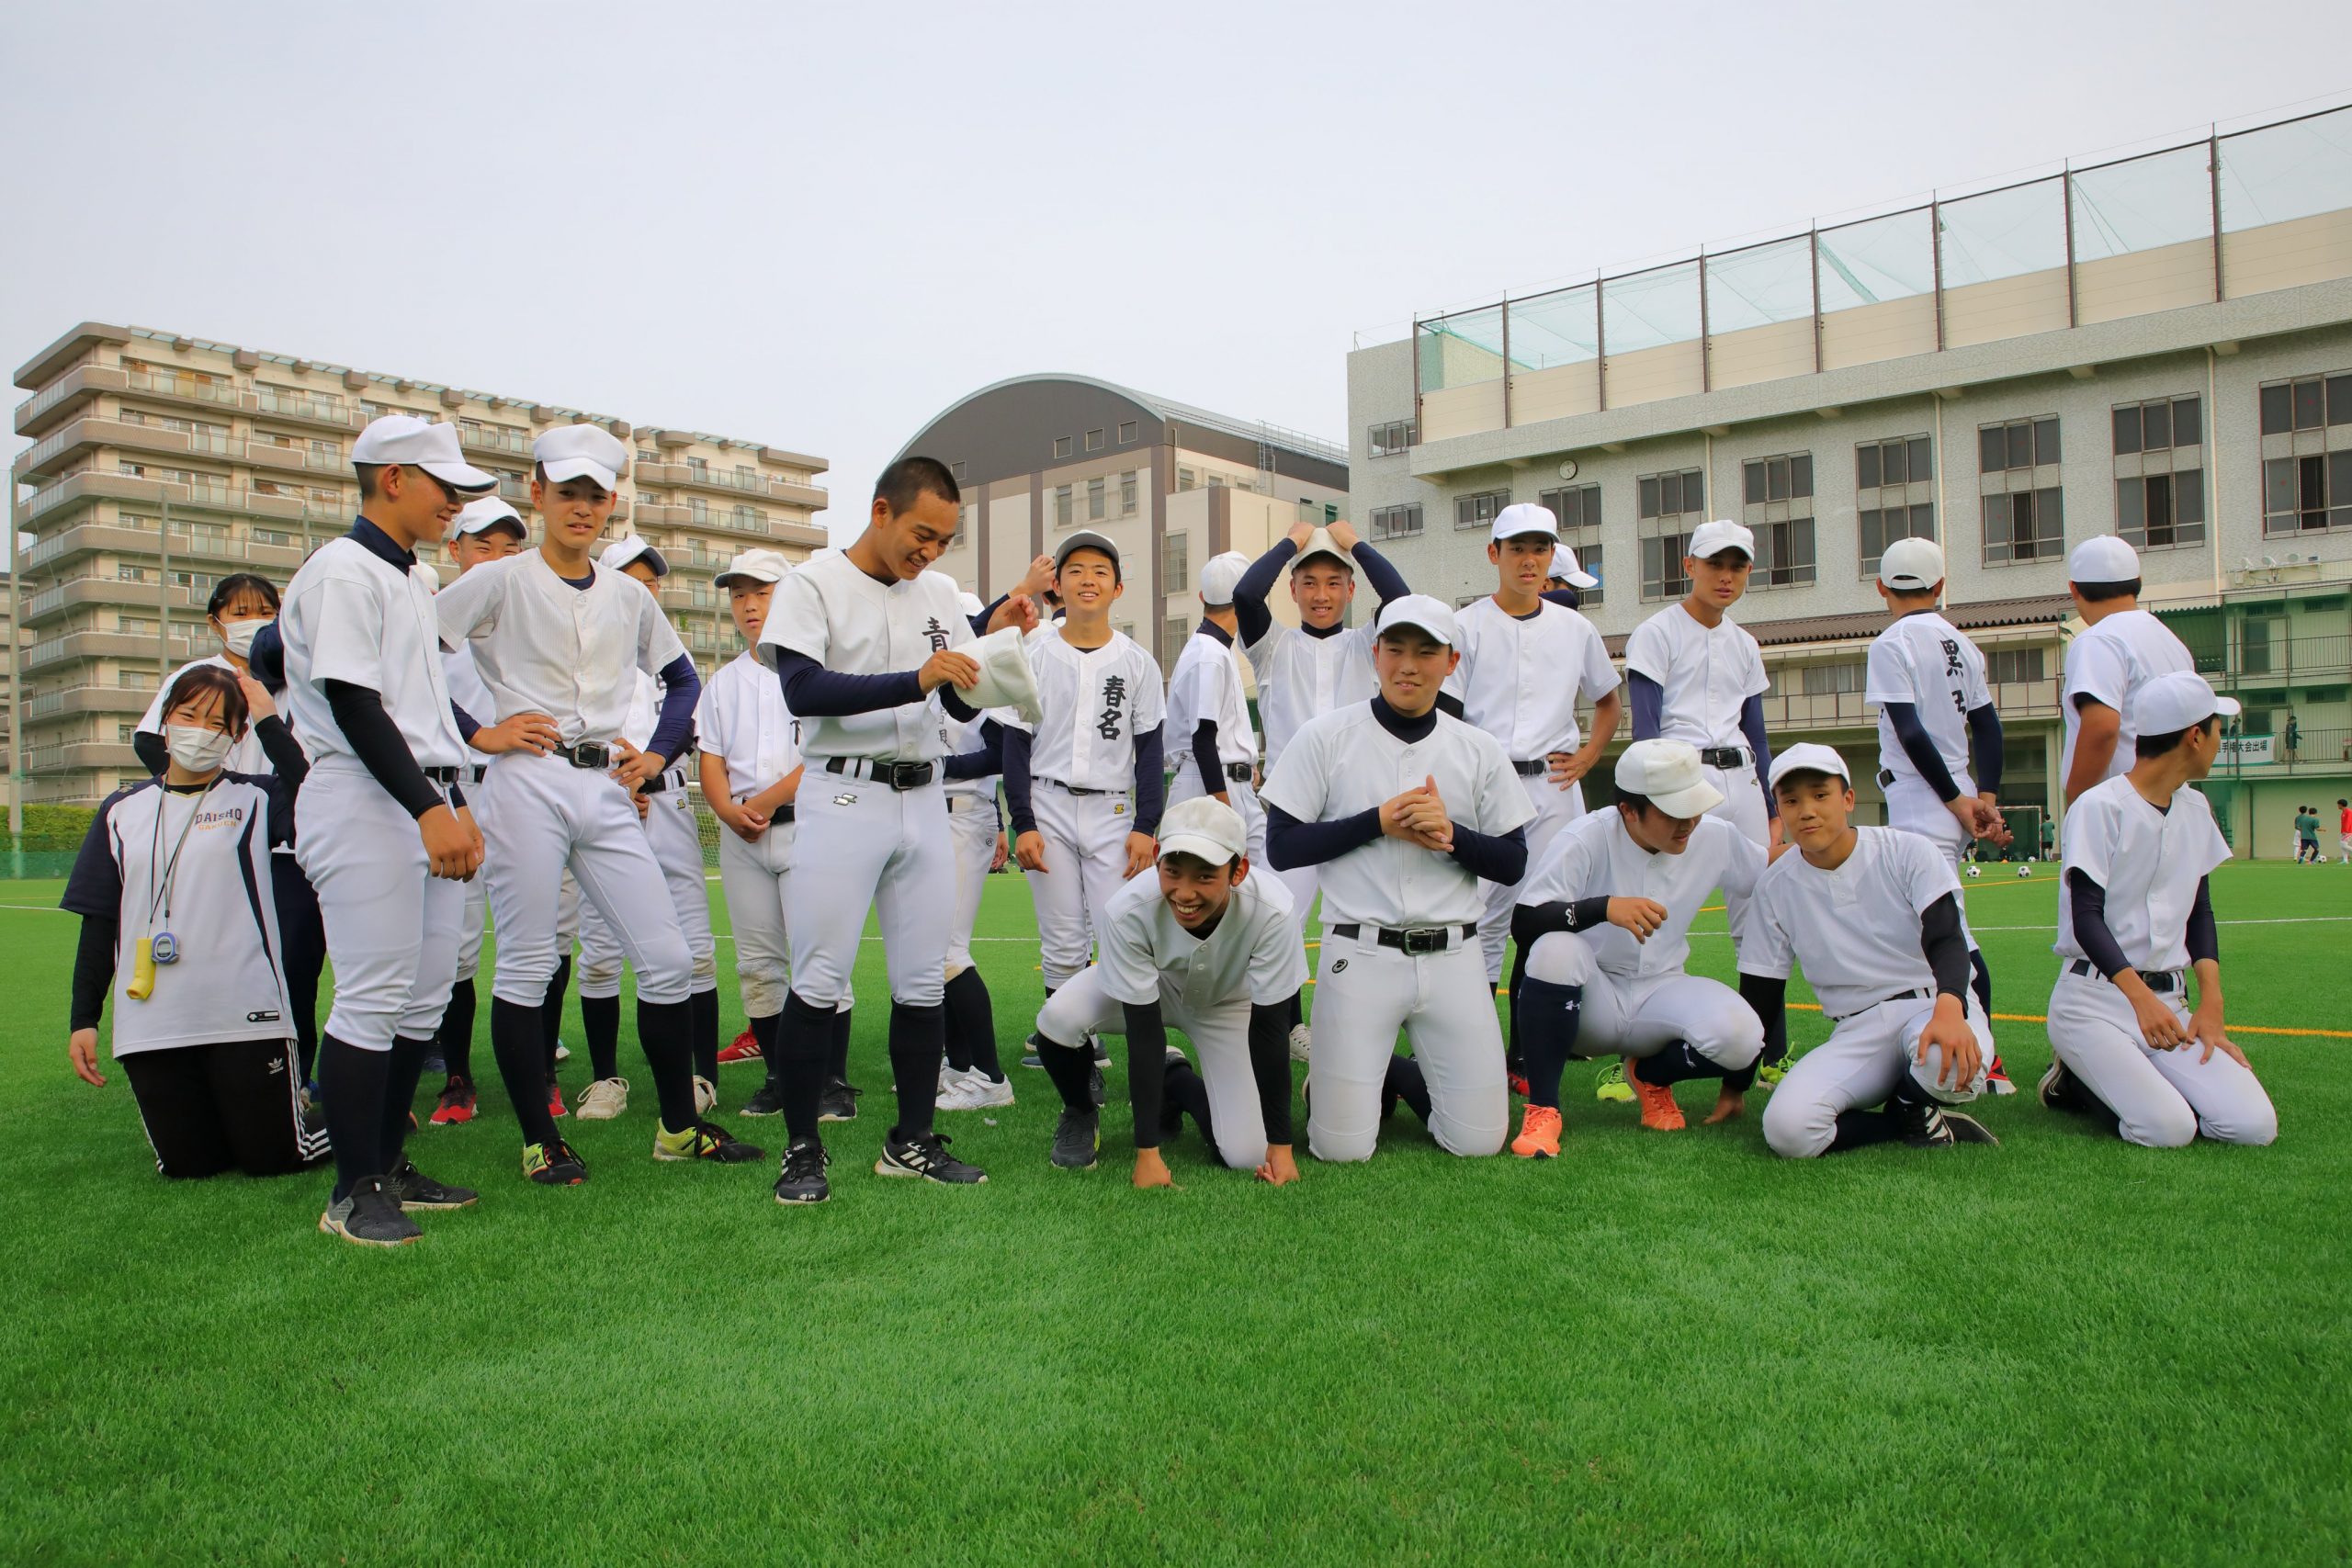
1400,926,1446,953
570,742,610,771
886,761,933,791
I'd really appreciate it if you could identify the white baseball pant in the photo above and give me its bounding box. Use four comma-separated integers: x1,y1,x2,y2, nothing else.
716,812,854,1021
1522,931,1765,1071
1307,930,1508,1162
473,752,693,1007
944,792,998,976
1884,773,1986,958
1167,757,1266,862
1023,780,1137,988
2044,969,2277,1148
578,779,717,1000
293,761,465,1052
784,764,950,1009
1476,770,1585,986
1703,758,1770,848
456,875,489,985
1761,993,1992,1158
1039,965,1272,1171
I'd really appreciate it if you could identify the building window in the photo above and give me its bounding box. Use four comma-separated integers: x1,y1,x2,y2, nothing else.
1860,504,1938,576
952,460,967,481
1978,418,2062,567
1163,616,1188,654
2258,372,2352,434
1118,422,1138,445
1087,476,1105,522
2113,394,2205,552
1637,467,1705,601
2264,453,2352,536
1120,471,1138,516
1368,419,1416,457
1537,483,1600,531
2112,395,2200,457
1370,502,1423,541
1978,417,2062,472
1453,489,1510,531
1858,435,1932,490
1741,454,1813,505
1163,532,1189,592
1985,647,2046,686
1054,436,1073,459
1739,454,1815,589
1982,488,2064,564
1573,543,1606,607
1637,468,1703,521
1750,520,1815,588
1084,429,1104,453
1177,468,1197,491
1857,434,1935,578
1798,660,1868,697
1054,484,1074,529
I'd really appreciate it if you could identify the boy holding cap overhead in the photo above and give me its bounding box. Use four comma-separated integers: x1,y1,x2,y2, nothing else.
1165,550,1266,861
1261,593,1532,1163
1623,519,1777,851
2060,535,2194,809
1027,795,1306,1185
435,423,760,1185
1748,743,1997,1157
2042,672,2277,1148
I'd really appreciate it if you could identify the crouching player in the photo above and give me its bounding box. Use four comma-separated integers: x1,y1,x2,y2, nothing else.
2042,672,2277,1148
1750,744,1998,1156
1508,739,1768,1156
1028,796,1306,1184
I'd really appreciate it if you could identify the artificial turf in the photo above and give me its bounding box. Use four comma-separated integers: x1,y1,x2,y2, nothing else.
3,861,2346,1563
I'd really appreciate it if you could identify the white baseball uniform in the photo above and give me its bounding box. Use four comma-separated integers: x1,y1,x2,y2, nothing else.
2060,610,2195,799
1247,610,1378,923
1037,867,1306,1170
1517,811,1767,1073
576,667,718,1004
1165,624,1264,862
442,642,499,986
1744,829,1992,1158
2048,777,2275,1148
1624,604,1771,847
938,705,1000,979
1004,625,1165,988
1866,610,1993,864
1261,701,1533,1162
1442,596,1621,984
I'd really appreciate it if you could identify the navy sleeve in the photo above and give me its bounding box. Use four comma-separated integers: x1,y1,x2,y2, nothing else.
1132,723,1165,836
1002,727,1037,837
939,683,979,723
132,729,168,777
1351,540,1409,605
943,717,1006,783
2067,868,2133,980
972,596,1004,637
70,914,118,1032
1739,693,1776,819
1124,998,1170,1150
1886,702,1962,802
1249,1001,1295,1145
1191,718,1223,790
1447,822,1528,885
321,681,445,819
252,716,309,792
1630,671,1664,740
61,793,126,918
247,621,287,695
1266,801,1383,871
1232,539,1294,649
645,654,700,763
775,649,925,718
451,703,481,744
2185,876,2218,965
1918,892,1972,1000
1967,703,2004,795
1512,897,1614,951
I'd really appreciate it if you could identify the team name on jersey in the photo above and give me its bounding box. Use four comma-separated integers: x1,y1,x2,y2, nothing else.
1096,674,1127,741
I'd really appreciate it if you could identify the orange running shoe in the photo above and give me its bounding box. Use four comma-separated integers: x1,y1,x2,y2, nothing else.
428,1073,476,1126
1510,1103,1563,1159
718,1029,763,1066
1631,1068,1685,1132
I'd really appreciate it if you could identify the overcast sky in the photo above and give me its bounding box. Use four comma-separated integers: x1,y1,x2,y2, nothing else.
4,2,2344,545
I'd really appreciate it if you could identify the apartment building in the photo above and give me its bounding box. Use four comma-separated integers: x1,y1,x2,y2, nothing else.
1347,104,2352,855
10,321,829,806
908,374,1349,674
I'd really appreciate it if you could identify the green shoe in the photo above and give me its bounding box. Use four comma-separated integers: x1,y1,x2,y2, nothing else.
1756,1057,1790,1089
523,1139,586,1185
1594,1059,1634,1104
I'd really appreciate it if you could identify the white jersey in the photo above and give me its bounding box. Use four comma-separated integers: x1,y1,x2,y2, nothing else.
1247,620,1377,773
1005,626,1165,790
279,533,464,773
696,649,802,797
1260,702,1533,931
1096,863,1306,1011
1442,597,1620,761
1165,626,1255,769
62,776,292,1055
432,551,686,747
1623,603,1768,750
2061,609,2195,792
2055,775,2230,973
939,708,995,801
757,550,972,762
1866,610,1991,787
1744,827,1961,1019
441,645,495,730
1521,810,1766,982
137,655,279,777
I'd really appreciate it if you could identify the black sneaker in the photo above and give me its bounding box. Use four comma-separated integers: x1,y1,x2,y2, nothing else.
319,1176,422,1247
524,1138,588,1186
1020,1032,1046,1070
1941,1111,1999,1145
385,1159,478,1211
739,1081,785,1118
1088,1062,1106,1107
876,1131,988,1183
819,1078,859,1122
1091,1032,1111,1069
1901,1103,1999,1148
774,1139,831,1205
1051,1108,1100,1170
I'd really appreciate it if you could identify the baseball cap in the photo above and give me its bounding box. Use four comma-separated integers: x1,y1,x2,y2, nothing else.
1879,536,1946,591
1686,519,1756,562
1489,502,1559,543
600,534,670,577
1157,795,1249,869
1614,739,1724,819
352,415,495,491
2133,671,2240,734
1293,525,1351,572
1371,592,1459,649
714,547,792,588
1552,543,1600,590
453,497,526,538
1768,742,1851,791
961,625,1044,725
534,423,629,491
956,589,985,618
2069,535,2140,585
1053,529,1120,575
1199,550,1250,606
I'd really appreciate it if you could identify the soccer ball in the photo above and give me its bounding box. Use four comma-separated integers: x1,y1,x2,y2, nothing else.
1965,865,1982,878
2015,863,2032,878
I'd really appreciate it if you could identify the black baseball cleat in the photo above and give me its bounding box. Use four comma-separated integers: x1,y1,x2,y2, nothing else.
1902,1104,1998,1147
819,1077,860,1123
1941,1111,1999,1145
319,1177,422,1247
2038,1060,2084,1112
385,1159,478,1211
1051,1109,1101,1169
774,1139,831,1205
877,1131,988,1183
739,1082,785,1118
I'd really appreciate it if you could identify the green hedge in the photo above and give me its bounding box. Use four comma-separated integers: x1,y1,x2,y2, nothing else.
19,803,96,853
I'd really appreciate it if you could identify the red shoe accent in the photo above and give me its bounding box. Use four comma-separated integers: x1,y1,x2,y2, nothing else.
1508,1073,1531,1098
718,1030,763,1066
548,1083,569,1120
428,1075,477,1126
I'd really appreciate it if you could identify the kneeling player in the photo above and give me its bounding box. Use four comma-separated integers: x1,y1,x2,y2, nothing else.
1750,745,1997,1156
2042,673,2277,1148
1510,740,1768,1156
1029,796,1306,1185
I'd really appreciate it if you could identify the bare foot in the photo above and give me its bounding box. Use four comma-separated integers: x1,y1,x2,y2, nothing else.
1702,1087,1747,1124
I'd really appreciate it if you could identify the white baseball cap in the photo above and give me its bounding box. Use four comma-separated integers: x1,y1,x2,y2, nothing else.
715,547,792,588
1054,529,1121,576
1550,543,1600,590
1157,795,1249,869
352,415,496,491
534,423,629,491
1489,502,1559,543
956,590,985,618
1768,741,1851,791
2069,535,2141,585
1293,525,1351,572
1371,592,1460,648
1613,739,1724,819
1686,519,1756,562
2132,671,2239,734
1879,536,1946,591
960,624,1045,725
600,534,669,578
1199,549,1251,606
453,497,526,538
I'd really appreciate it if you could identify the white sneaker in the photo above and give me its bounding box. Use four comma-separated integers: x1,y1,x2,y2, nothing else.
694,1075,718,1117
575,1077,629,1120
939,1071,1016,1111
554,1041,571,1063
936,1056,960,1092
1289,1023,1312,1063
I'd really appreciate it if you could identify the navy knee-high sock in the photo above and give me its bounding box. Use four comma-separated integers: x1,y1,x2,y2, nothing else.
1628,1041,1719,1088
319,1034,390,1202
636,998,698,1134
944,968,1001,1080
750,1010,783,1090
491,998,560,1146
378,1034,435,1176
828,1005,854,1085
438,977,478,1082
1516,977,1584,1110
887,1002,944,1141
691,987,719,1083
541,956,571,1075
1036,1034,1095,1114
580,994,621,1082
776,992,831,1143
1382,1055,1432,1123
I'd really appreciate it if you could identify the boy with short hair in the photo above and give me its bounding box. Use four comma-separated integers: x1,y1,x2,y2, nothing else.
1164,551,1265,860
2059,536,2194,809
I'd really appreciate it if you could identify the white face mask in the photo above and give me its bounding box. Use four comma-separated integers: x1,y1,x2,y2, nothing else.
220,617,270,659
165,724,234,773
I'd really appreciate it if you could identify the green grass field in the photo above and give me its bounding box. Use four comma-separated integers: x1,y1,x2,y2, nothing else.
4,862,2347,1563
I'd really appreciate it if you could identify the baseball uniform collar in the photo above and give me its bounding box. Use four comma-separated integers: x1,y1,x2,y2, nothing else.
1195,618,1232,648
1299,619,1347,639
1369,694,1437,743
347,516,417,570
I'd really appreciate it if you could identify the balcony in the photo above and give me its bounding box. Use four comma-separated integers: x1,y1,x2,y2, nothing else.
23,472,173,531
635,502,694,528
23,575,190,627
26,631,200,671
24,520,164,570
246,386,358,432
459,423,535,459
12,416,229,480
14,364,129,437
119,367,243,415
26,740,142,774
24,684,159,720
2205,632,2352,686
244,439,342,475
636,460,825,505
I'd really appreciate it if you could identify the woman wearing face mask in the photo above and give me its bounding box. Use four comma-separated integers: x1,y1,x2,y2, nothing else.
63,664,338,1179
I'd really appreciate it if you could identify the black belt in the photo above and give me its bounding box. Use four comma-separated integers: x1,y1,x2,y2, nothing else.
639,764,690,795
2067,958,2179,992
1329,921,1478,954
1877,768,1896,787
1700,746,1747,770
824,756,936,791
1510,759,1548,778
553,741,614,771
422,765,461,784
465,763,488,785
1038,777,1112,797
1224,761,1252,783
1827,987,1932,1023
